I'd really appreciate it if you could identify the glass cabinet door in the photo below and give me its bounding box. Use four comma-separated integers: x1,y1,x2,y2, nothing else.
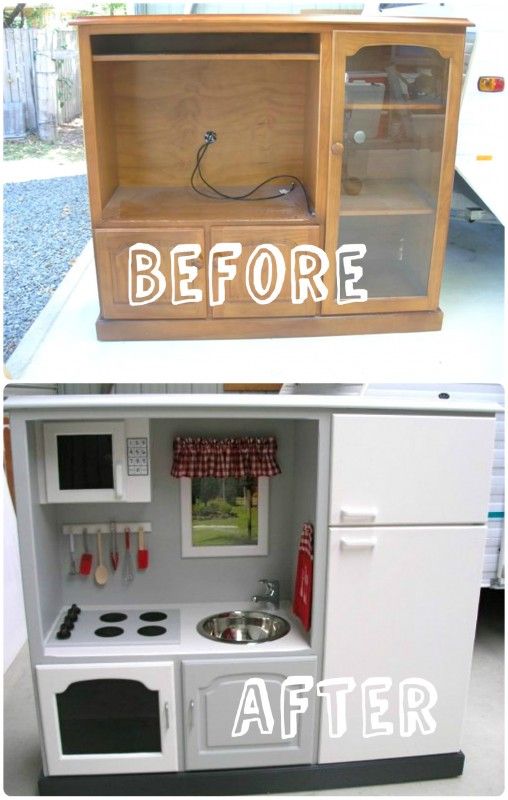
323,33,463,315
37,662,178,776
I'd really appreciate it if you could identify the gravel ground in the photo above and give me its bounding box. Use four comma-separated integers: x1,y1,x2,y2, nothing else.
3,174,91,361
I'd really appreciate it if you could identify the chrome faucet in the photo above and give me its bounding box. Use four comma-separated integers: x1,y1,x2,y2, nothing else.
252,579,280,610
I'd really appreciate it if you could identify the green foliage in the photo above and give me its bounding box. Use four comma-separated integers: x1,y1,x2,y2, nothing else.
3,3,127,28
4,5,52,28
192,507,259,547
192,497,235,519
69,3,127,18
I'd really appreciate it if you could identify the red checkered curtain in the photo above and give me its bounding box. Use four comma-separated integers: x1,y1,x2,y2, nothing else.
171,437,281,478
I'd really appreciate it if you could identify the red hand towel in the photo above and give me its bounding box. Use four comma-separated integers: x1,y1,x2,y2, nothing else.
293,523,314,631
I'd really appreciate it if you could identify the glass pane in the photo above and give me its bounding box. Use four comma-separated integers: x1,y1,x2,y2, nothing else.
57,434,114,490
56,679,161,755
339,45,447,298
191,476,259,547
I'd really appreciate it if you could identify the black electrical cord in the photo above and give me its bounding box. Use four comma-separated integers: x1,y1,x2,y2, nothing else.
190,133,315,216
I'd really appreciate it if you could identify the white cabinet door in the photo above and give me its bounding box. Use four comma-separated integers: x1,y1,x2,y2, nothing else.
37,662,178,776
318,526,485,764
329,414,495,525
183,657,317,770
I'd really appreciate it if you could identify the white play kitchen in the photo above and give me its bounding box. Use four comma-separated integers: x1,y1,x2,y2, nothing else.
7,391,498,795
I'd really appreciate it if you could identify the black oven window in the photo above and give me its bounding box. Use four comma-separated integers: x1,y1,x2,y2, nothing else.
56,678,161,754
57,434,114,490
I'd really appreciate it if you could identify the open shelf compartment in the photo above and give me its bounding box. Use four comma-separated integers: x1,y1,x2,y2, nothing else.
91,43,321,225
90,31,321,57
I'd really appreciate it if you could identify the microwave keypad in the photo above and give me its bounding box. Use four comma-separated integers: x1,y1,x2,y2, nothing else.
127,438,149,475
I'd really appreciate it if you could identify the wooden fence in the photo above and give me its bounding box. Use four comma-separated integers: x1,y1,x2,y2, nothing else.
4,28,81,141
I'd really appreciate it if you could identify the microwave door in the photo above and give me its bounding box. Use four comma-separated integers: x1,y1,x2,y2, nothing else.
43,421,126,503
57,434,114,491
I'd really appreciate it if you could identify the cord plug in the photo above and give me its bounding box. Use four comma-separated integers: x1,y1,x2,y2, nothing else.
278,182,295,196
204,130,217,144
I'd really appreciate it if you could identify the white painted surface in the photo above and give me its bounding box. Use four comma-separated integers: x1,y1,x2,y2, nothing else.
39,418,151,503
182,656,317,770
2,476,27,671
6,247,503,383
363,383,505,586
42,601,309,658
46,606,181,647
61,522,152,536
329,414,495,525
319,525,485,764
5,392,500,415
36,661,179,775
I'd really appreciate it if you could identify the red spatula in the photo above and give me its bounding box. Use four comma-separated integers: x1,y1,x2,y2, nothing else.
137,526,149,570
79,528,93,576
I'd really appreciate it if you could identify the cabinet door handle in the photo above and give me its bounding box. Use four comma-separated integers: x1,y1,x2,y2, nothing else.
164,701,170,730
188,699,195,728
340,535,377,550
114,463,124,499
340,507,377,523
331,141,344,156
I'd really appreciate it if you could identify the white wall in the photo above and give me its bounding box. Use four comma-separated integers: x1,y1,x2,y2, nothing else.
3,474,27,671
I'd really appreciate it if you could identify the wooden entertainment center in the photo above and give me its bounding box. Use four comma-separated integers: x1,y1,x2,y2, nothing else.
75,13,468,340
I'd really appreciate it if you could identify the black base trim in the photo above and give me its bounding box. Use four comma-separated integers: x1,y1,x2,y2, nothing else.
38,752,465,796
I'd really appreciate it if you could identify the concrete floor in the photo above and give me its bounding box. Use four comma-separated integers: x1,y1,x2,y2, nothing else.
6,219,504,384
3,589,504,797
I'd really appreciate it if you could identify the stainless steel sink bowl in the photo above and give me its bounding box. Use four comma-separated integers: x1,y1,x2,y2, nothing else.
197,610,290,644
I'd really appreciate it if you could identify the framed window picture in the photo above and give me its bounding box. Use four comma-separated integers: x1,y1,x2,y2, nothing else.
180,475,269,558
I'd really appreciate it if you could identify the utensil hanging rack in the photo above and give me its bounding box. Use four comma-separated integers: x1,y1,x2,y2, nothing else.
62,523,152,535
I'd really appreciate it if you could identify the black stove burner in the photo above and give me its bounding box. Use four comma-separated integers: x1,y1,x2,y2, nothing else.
95,626,124,638
138,625,167,637
139,611,167,622
100,612,128,623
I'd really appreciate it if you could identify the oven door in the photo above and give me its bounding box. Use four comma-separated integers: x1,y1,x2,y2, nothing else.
43,421,127,503
36,662,178,776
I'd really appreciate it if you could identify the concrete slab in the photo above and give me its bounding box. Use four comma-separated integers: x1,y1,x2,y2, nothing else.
6,220,504,384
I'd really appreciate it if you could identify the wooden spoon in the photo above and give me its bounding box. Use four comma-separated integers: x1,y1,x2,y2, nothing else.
95,531,108,586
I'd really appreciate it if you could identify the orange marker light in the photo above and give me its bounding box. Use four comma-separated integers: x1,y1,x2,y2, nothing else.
478,76,504,92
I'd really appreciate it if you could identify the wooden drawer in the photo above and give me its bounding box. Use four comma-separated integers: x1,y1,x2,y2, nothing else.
329,413,495,526
94,228,207,320
209,225,321,318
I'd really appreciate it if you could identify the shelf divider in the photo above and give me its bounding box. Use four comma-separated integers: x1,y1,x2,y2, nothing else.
340,179,434,217
93,52,320,62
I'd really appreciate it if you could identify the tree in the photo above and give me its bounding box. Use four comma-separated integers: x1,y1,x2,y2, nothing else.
4,4,26,28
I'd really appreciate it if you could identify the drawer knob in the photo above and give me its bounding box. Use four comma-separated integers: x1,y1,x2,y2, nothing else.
331,141,344,156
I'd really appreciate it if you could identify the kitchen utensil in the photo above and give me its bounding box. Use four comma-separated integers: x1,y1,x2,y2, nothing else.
110,523,119,572
137,526,149,570
94,531,108,586
68,533,78,576
79,529,93,576
123,528,134,584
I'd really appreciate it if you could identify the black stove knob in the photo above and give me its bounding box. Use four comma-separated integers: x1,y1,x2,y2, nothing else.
67,610,78,623
63,616,75,629
57,626,71,640
70,604,81,615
